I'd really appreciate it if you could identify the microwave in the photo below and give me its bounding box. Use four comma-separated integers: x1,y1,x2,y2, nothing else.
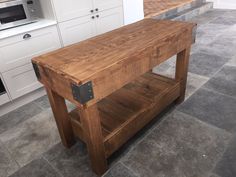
0,0,40,31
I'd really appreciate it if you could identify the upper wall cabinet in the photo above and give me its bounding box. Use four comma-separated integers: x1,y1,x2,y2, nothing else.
94,0,122,12
96,7,124,35
53,0,94,22
53,0,123,23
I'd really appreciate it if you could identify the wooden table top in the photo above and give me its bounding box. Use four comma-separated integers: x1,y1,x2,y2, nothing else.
33,19,195,85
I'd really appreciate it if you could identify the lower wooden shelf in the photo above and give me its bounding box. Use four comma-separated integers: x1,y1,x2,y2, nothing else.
69,72,181,157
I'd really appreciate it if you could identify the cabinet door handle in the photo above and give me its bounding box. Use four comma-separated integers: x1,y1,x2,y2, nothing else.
96,15,99,18
95,8,99,11
23,34,31,39
91,16,95,19
90,10,94,13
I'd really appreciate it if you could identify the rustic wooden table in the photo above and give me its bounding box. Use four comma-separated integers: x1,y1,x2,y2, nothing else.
32,19,196,176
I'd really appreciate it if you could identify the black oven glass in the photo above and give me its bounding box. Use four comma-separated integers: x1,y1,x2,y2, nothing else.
0,79,6,95
0,5,27,24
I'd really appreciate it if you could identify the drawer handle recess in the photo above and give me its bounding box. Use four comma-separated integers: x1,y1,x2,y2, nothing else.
23,34,32,39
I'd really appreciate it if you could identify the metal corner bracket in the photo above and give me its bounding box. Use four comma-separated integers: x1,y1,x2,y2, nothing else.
71,81,94,104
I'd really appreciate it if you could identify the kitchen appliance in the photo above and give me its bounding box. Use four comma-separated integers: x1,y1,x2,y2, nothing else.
0,0,40,31
0,78,6,96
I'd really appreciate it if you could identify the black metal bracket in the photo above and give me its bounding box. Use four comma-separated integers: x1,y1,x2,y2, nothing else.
32,63,41,80
71,81,94,104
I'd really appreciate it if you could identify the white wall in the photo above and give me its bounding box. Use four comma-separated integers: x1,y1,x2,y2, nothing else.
123,0,144,25
208,0,236,9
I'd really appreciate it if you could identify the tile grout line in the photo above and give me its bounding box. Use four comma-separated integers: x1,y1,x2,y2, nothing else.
0,139,21,177
120,161,141,177
203,86,236,100
208,135,235,176
42,156,64,177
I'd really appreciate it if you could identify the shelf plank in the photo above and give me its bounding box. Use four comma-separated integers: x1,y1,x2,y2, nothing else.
69,72,180,157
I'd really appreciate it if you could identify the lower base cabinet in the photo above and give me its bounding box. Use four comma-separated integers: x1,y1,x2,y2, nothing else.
0,25,61,101
2,63,42,100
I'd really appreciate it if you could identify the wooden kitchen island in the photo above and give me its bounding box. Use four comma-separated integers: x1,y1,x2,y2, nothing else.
32,19,196,176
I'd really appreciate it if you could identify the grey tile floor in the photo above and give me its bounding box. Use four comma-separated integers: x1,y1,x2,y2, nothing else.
0,9,236,177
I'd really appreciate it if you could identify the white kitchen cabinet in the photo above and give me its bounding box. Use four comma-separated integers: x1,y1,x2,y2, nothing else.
59,15,96,46
96,7,124,35
2,63,42,100
53,0,94,22
60,7,124,46
94,0,122,12
0,26,61,72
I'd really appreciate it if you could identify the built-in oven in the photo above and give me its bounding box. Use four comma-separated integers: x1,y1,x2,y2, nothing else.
0,0,40,31
0,77,10,106
0,78,6,95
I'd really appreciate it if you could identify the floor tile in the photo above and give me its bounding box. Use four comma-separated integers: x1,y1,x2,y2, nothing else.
0,141,19,177
213,137,236,177
43,142,97,177
33,95,50,110
9,158,60,177
210,16,236,26
185,72,209,99
0,110,60,167
209,173,221,177
190,9,228,25
122,111,231,177
203,66,236,98
178,88,236,133
152,55,176,78
0,102,43,134
196,24,229,45
189,52,228,77
226,55,236,67
103,162,138,177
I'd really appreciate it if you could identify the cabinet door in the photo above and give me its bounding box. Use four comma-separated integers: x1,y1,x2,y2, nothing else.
59,15,96,46
2,64,42,100
0,26,61,72
96,7,124,35
93,0,122,12
53,0,94,22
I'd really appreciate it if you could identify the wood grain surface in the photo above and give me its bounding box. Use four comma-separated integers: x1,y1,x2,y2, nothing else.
32,19,196,108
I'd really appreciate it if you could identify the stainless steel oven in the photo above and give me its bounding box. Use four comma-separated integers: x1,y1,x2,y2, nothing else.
0,0,40,31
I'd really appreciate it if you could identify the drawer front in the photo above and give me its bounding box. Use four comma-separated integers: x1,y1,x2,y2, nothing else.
2,63,42,100
0,26,61,72
59,15,96,46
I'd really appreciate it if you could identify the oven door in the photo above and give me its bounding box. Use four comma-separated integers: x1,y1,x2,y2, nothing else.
0,0,35,31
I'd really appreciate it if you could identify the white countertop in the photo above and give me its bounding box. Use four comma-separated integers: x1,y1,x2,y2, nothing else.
0,19,57,40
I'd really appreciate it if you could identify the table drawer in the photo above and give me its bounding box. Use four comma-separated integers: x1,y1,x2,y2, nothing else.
2,63,42,100
0,26,61,72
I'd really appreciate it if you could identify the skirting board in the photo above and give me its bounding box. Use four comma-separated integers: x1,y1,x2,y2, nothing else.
0,88,46,117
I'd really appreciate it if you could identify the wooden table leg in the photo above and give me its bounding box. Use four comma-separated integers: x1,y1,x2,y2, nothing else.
175,47,191,103
46,88,75,148
78,104,107,176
